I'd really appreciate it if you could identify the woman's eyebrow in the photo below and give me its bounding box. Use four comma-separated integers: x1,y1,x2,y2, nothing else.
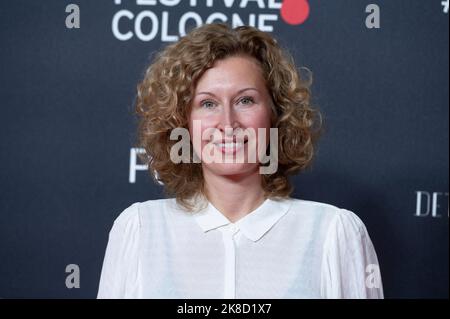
196,87,259,97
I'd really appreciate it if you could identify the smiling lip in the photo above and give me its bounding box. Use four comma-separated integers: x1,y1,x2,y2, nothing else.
213,139,248,155
212,136,249,144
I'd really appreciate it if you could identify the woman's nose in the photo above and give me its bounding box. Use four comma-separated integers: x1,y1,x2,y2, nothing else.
217,108,240,133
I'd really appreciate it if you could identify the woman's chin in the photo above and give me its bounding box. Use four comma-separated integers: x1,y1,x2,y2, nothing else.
204,162,259,177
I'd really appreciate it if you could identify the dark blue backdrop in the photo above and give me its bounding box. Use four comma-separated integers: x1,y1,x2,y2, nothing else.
0,0,448,298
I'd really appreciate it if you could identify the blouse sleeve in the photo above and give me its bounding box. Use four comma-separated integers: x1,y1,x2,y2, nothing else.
320,209,384,299
97,202,141,299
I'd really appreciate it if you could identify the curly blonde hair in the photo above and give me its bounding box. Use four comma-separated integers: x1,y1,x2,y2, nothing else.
135,23,322,212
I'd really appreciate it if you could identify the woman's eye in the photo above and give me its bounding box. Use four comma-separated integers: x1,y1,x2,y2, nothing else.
201,100,216,109
239,96,255,105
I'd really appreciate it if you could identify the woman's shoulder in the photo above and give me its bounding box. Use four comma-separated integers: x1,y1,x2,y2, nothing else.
112,198,181,228
285,197,367,234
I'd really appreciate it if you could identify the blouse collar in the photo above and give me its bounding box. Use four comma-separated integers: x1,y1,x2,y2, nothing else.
193,197,292,242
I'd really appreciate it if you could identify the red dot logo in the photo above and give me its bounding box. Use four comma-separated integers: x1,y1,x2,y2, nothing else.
280,0,310,25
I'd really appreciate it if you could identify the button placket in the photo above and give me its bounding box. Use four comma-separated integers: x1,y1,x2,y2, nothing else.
221,224,239,299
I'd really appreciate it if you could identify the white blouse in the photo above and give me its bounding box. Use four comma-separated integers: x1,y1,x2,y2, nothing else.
97,197,384,299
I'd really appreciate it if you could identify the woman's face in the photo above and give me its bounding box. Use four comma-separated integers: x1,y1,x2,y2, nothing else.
188,54,273,177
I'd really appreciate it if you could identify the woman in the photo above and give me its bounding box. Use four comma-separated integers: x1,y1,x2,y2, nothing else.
97,23,384,299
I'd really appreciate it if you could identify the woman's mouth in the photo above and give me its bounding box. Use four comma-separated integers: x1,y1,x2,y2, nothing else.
213,139,248,155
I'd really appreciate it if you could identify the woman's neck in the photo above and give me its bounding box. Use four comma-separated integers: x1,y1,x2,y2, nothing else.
202,167,266,223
